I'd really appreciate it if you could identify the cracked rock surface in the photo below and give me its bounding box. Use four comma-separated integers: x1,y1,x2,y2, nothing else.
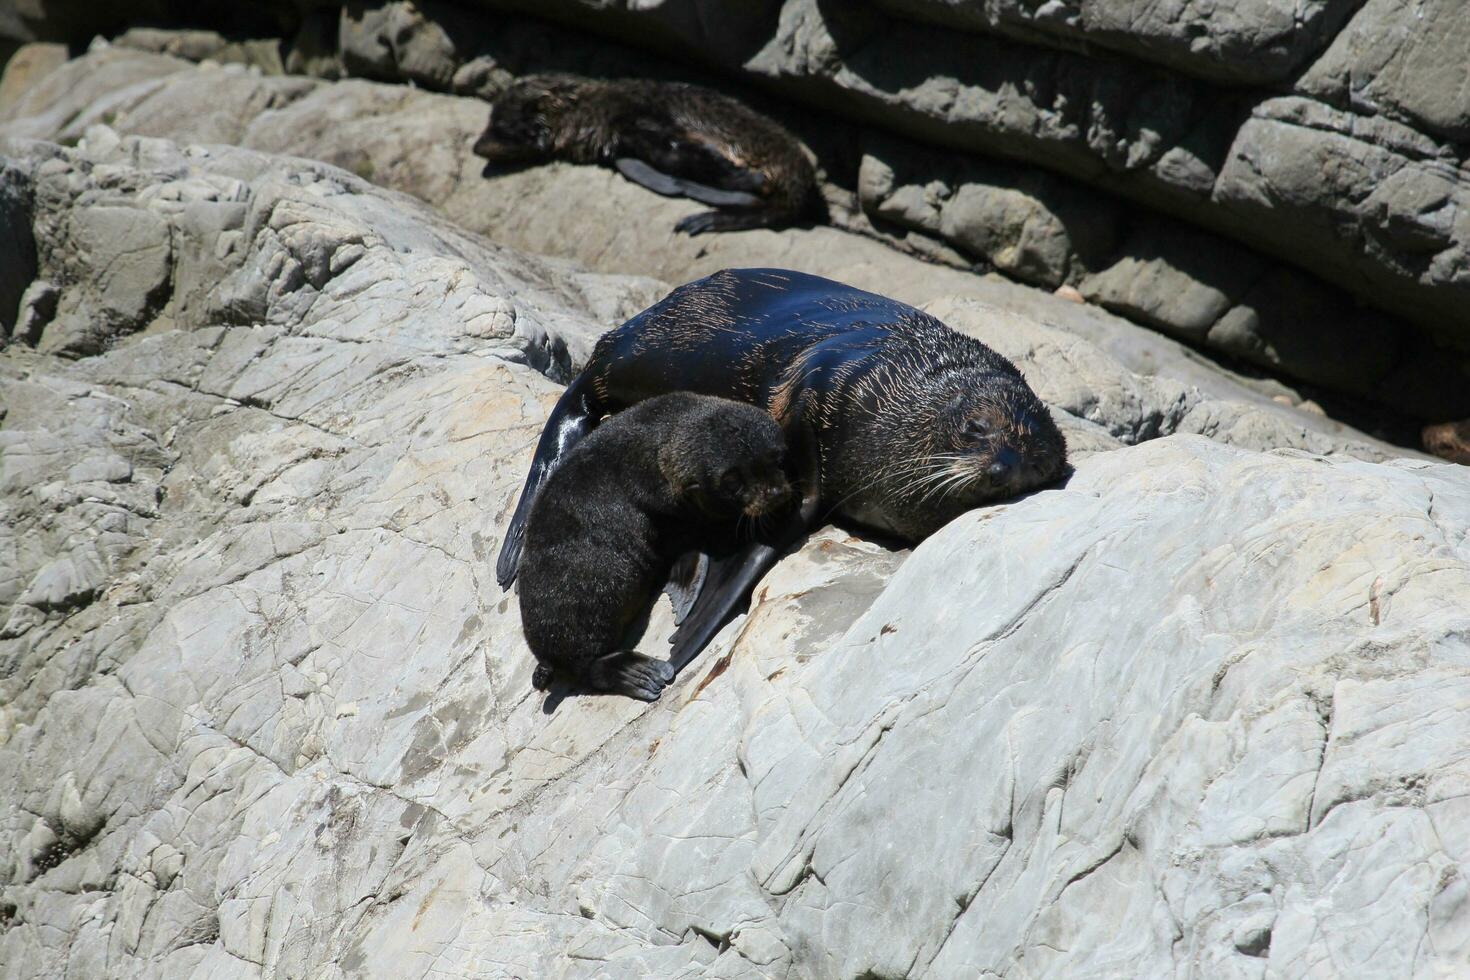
2,133,1468,978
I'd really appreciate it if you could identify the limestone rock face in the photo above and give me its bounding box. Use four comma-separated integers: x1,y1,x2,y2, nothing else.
1299,0,1470,143
10,0,1467,419
1,131,1467,978
873,0,1362,85
0,46,1433,450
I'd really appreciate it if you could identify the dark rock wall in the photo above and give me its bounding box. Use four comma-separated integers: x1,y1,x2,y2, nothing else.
3,0,1468,420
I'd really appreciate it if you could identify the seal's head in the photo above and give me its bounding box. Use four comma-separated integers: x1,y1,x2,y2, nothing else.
930,372,1067,503
840,363,1067,541
660,398,794,522
473,74,584,164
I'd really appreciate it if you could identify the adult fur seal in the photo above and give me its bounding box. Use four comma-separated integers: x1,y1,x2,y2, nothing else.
473,74,816,235
518,392,793,701
499,268,1067,673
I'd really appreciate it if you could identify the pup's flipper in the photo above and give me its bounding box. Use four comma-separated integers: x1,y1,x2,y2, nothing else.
666,536,792,674
615,158,762,208
663,551,710,626
584,651,676,702
496,373,601,589
668,422,822,674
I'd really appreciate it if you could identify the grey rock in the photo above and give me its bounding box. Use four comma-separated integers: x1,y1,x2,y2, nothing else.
747,0,1219,190
1205,268,1404,398
1299,0,1470,143
12,279,57,345
1213,97,1470,371
859,135,1122,287
0,40,67,107
0,45,192,139
926,295,1407,461
114,27,235,63
35,204,173,356
11,1,1470,422
1,49,1431,451
742,0,1470,365
10,45,1469,422
340,0,463,90
2,131,1464,979
1080,222,1263,342
873,0,1360,85
858,130,1417,402
114,27,286,76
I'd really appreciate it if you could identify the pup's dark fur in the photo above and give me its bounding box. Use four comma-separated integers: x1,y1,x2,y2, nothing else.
473,73,816,235
517,392,793,701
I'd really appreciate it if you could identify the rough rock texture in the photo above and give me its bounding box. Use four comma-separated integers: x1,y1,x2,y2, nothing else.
737,0,1470,350
1,43,1444,445
856,133,1415,403
3,131,1468,979
1299,0,1470,143
0,39,65,108
112,27,286,76
9,0,1465,421
4,1,1468,356
872,0,1361,85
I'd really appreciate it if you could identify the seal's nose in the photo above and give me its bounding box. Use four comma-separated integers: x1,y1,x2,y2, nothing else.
988,447,1019,482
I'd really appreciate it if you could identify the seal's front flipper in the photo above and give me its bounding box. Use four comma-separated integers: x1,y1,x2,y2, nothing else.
615,158,762,208
664,551,709,626
667,415,823,672
667,537,788,674
668,421,822,673
496,373,602,589
584,651,676,702
679,185,762,209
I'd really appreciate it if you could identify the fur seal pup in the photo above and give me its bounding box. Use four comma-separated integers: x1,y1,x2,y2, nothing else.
498,268,1067,675
472,73,816,235
517,392,793,701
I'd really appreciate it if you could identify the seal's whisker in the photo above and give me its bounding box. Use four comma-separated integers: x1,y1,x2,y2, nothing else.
861,456,949,493
826,455,951,517
900,465,967,504
917,465,979,505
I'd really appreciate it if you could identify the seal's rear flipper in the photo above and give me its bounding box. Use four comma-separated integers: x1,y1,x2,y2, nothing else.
615,158,762,208
584,651,676,702
664,551,709,626
496,373,603,588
